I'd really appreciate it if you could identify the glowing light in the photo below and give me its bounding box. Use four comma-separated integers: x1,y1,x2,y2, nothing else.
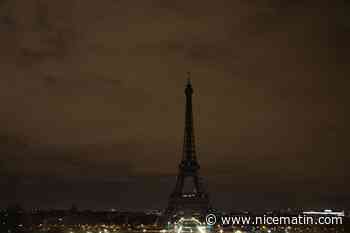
303,210,345,217
197,226,206,233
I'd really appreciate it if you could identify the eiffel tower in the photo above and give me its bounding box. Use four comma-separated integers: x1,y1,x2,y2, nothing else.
166,76,210,218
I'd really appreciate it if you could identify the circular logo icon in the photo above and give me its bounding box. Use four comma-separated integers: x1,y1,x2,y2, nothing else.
206,214,217,226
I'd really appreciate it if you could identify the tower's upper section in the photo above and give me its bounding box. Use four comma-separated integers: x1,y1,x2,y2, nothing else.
185,77,193,96
180,75,199,171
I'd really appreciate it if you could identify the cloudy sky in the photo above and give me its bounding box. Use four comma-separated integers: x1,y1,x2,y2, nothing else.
0,0,349,211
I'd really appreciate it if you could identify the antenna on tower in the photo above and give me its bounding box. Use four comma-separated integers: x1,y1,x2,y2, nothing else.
187,71,191,85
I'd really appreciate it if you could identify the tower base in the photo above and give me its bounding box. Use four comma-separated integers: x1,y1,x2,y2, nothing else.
166,193,210,219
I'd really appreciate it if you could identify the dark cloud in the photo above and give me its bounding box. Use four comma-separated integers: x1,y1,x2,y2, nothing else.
0,0,349,210
42,74,122,91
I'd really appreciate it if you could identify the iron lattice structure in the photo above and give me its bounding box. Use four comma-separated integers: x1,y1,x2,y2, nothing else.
166,78,210,218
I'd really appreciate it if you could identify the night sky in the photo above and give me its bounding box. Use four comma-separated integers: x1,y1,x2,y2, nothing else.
0,0,349,211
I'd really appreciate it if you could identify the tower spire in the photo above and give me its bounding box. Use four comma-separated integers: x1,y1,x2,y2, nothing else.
187,71,191,85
